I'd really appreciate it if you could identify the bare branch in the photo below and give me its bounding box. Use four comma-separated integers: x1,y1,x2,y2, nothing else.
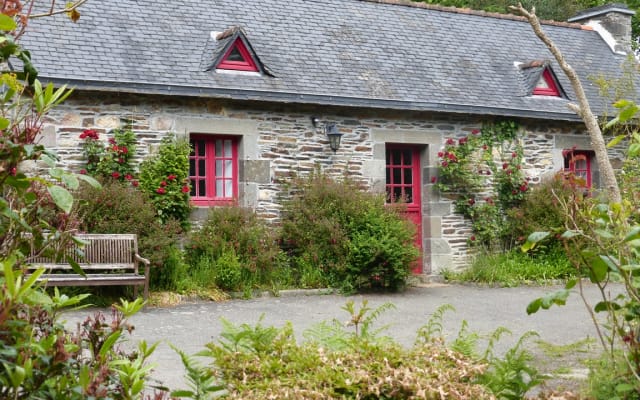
510,3,622,204
30,0,88,19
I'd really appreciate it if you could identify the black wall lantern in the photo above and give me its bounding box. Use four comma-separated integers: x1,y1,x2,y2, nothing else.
311,116,343,153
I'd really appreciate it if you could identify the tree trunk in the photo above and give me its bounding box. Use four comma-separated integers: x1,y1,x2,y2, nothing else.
511,4,622,204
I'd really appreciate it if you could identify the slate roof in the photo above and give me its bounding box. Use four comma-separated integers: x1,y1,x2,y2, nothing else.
21,0,637,121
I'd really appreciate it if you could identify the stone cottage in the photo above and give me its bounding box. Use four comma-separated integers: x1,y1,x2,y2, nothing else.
22,0,637,276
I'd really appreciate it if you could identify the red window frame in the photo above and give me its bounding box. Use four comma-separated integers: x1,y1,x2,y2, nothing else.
385,146,421,208
533,69,560,97
217,38,258,72
563,150,592,188
189,135,238,206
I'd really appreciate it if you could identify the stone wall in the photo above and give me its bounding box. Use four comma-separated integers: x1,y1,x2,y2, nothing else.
38,91,604,276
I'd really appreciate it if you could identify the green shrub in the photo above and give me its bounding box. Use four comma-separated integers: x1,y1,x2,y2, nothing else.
139,134,191,228
184,206,288,291
281,171,419,293
79,127,138,183
74,180,184,290
213,247,243,291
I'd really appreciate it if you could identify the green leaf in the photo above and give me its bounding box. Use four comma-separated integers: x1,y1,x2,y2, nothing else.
616,383,636,393
607,134,626,148
588,255,611,283
565,278,578,290
613,99,632,109
521,231,550,252
76,173,101,188
619,103,639,122
47,185,73,214
526,289,571,315
594,229,615,239
561,230,580,239
629,142,640,158
624,226,640,242
98,331,122,359
49,168,64,179
594,301,621,312
0,14,17,31
526,299,541,314
62,173,79,190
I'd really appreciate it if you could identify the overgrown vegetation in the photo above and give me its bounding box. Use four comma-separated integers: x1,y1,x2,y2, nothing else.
280,171,420,293
445,247,575,287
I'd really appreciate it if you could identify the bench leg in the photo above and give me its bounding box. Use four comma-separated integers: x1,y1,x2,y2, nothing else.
134,285,139,299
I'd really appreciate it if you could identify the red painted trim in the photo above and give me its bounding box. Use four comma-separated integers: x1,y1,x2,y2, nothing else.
566,152,592,188
217,38,258,72
533,69,560,97
189,135,239,206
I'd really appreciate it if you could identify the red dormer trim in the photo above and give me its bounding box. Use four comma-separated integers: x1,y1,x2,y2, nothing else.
217,38,258,72
533,68,560,96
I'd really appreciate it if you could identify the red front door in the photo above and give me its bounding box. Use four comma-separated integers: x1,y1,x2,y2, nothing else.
385,145,423,273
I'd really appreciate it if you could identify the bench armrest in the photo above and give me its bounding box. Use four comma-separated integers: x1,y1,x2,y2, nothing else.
134,254,151,300
135,254,151,266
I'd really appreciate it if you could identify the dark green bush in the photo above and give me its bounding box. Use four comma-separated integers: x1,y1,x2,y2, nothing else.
280,171,419,293
184,206,288,290
74,180,184,290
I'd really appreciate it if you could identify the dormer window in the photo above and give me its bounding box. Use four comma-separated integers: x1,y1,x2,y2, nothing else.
217,38,258,72
533,68,561,97
205,26,272,75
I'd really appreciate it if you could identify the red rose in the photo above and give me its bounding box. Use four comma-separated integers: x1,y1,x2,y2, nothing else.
468,198,475,205
181,185,190,193
80,169,87,175
471,129,480,135
120,146,128,154
118,158,125,164
156,187,166,194
520,184,528,192
167,174,177,181
441,161,448,167
458,137,467,145
437,152,444,158
470,235,476,241
502,162,508,169
447,153,457,161
446,138,455,145
131,180,139,187
512,152,517,158
482,144,488,150
430,176,437,184
160,181,167,187
111,171,120,179
108,138,116,145
125,174,133,181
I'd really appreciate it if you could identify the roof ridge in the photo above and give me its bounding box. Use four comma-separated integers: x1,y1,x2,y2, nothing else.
359,0,587,30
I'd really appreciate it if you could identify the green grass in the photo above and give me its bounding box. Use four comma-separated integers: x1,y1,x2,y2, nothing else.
443,247,577,287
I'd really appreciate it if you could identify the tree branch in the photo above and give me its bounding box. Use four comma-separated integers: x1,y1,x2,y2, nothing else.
510,3,622,204
29,0,88,19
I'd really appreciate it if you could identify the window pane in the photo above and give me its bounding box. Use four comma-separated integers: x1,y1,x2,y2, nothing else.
393,187,402,202
405,168,412,184
405,187,413,203
225,180,232,197
392,151,402,165
402,150,412,165
393,168,401,184
385,169,390,184
189,141,195,156
216,179,223,196
215,160,223,178
224,140,232,157
215,140,222,157
189,159,196,176
227,47,245,62
197,140,205,156
190,178,196,196
385,151,391,165
198,159,206,175
224,160,232,177
575,159,587,170
198,179,206,197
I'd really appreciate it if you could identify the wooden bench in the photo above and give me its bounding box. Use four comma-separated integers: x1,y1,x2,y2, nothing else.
27,233,151,299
